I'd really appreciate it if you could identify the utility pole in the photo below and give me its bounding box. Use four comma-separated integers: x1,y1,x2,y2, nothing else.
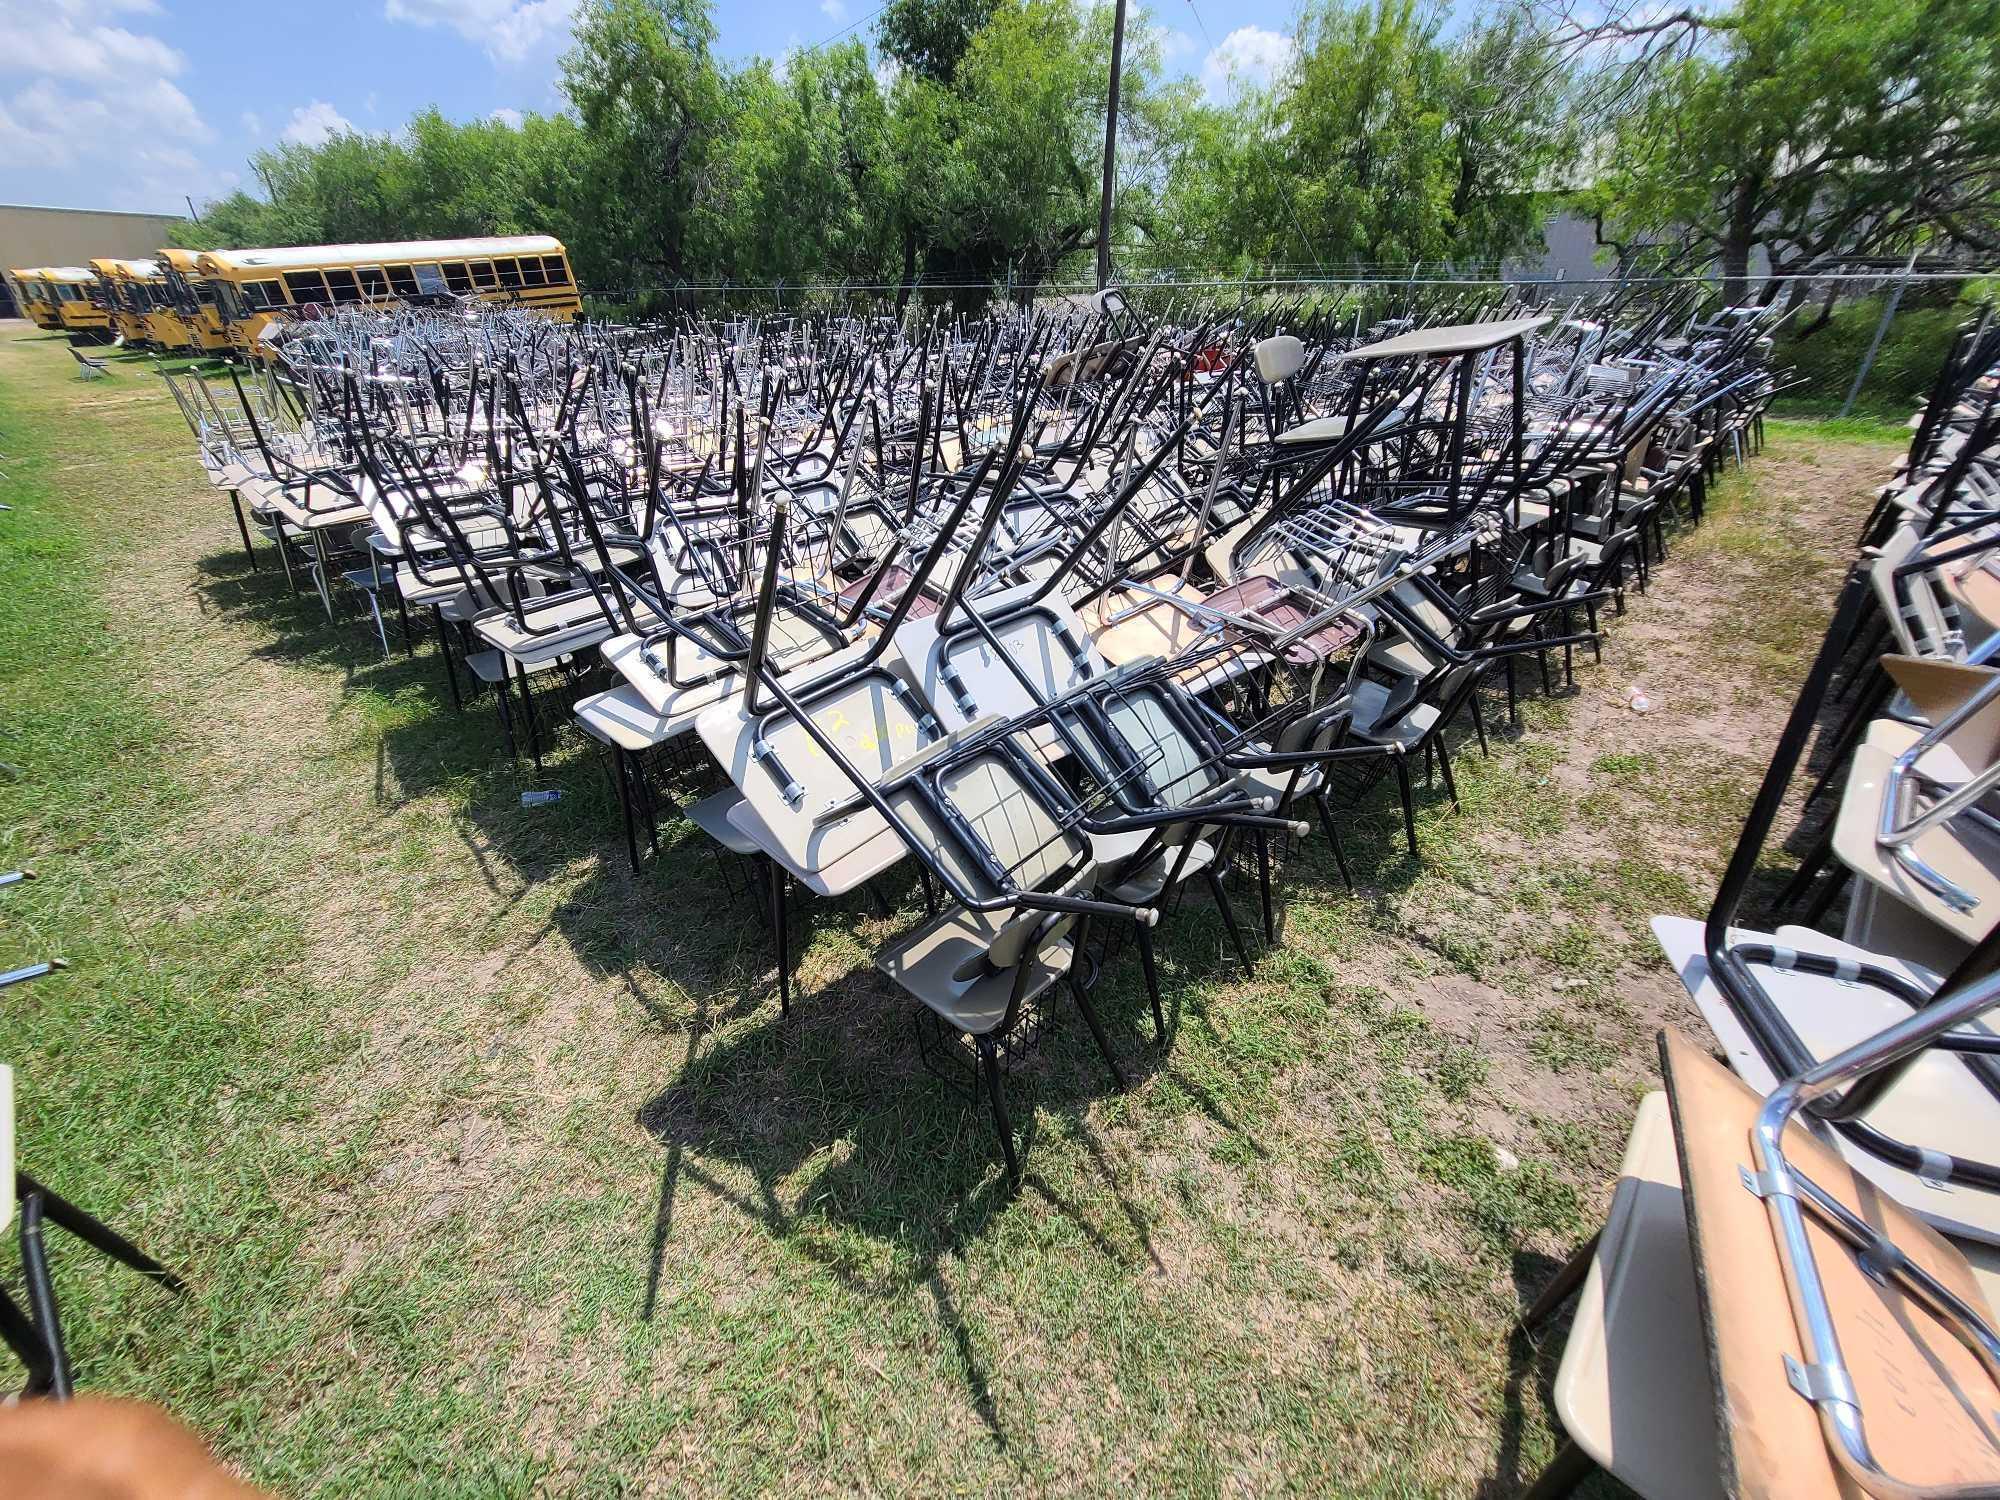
1096,0,1128,290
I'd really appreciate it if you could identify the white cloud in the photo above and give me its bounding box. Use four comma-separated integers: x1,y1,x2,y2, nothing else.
489,106,524,127
364,90,380,116
382,0,572,65
241,110,263,139
1158,29,1199,65
281,100,355,147
820,0,847,19
774,36,804,84
1200,25,1293,103
0,0,219,206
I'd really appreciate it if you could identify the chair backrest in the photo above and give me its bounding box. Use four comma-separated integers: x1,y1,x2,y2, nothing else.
1102,680,1230,807
935,750,1090,898
1254,335,1306,387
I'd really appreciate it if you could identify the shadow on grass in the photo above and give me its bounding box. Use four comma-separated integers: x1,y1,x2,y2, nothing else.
182,521,1725,1454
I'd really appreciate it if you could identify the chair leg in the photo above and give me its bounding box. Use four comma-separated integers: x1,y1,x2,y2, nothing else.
610,745,642,874
0,1284,57,1398
1313,792,1353,889
1774,835,1834,910
1073,978,1131,1088
493,670,519,760
977,1035,1021,1191
770,861,792,1018
516,663,544,774
1519,1228,1601,1332
1804,866,1852,927
1519,1440,1597,1500
17,1192,72,1398
1255,831,1276,943
1394,755,1419,859
1135,921,1166,1043
228,490,259,571
1505,655,1519,729
1203,868,1254,973
436,607,463,713
1469,692,1490,757
1435,734,1461,811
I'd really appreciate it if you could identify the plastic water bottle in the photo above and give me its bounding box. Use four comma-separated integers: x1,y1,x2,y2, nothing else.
521,790,563,808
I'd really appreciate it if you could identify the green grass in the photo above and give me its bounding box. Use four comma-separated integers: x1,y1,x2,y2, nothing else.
0,328,1907,1496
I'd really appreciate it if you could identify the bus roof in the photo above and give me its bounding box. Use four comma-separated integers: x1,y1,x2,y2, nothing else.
43,266,97,282
203,235,565,274
90,258,163,278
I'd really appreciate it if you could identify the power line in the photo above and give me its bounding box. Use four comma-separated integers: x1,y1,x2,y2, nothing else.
1181,0,1325,275
795,1,894,58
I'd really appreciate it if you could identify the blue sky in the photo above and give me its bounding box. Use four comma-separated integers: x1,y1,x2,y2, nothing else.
0,0,1305,214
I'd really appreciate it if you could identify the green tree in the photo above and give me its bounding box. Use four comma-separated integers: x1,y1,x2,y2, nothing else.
877,0,1000,84
559,0,730,286
709,44,898,284
1157,0,1567,273
1572,0,2000,299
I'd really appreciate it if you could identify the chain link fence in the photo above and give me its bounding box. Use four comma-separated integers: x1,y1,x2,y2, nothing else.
581,265,2000,426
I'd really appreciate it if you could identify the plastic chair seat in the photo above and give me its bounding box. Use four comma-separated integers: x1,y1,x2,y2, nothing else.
1234,762,1325,804
463,648,562,686
1554,1091,1725,1498
1273,403,1409,447
875,906,1074,1036
686,788,760,856
1651,913,2000,1245
573,684,678,753
1103,838,1218,905
472,593,625,664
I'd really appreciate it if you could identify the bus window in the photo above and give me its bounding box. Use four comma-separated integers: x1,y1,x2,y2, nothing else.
325,268,362,303
413,263,447,296
469,260,498,290
387,265,419,297
357,266,389,299
541,255,569,285
246,280,287,310
518,257,546,286
283,270,329,304
494,258,522,289
441,262,472,293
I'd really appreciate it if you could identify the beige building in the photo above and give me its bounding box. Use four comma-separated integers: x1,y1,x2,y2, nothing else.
0,203,185,316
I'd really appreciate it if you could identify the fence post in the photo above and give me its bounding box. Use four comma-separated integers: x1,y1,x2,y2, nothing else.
1839,248,1920,419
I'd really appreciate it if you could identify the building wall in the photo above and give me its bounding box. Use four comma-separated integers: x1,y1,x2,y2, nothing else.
1505,210,1773,287
0,204,184,317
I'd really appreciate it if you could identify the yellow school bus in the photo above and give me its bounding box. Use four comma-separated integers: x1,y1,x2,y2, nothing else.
156,247,233,352
198,234,582,354
43,267,114,342
89,258,191,350
7,268,68,331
